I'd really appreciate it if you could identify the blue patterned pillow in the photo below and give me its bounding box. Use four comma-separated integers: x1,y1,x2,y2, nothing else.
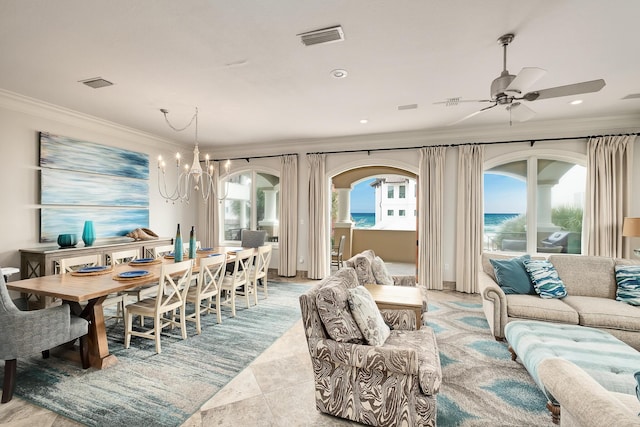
615,265,640,306
523,259,567,298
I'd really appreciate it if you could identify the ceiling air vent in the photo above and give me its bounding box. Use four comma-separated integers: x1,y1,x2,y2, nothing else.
79,77,114,89
398,104,418,110
298,25,344,46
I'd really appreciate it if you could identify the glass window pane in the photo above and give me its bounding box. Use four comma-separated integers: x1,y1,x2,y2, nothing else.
223,172,251,240
399,185,406,198
387,186,394,198
256,172,279,242
536,161,584,254
484,161,527,252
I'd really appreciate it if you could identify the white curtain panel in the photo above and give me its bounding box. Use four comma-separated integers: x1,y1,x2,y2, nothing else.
418,146,446,290
278,155,298,277
586,135,635,257
307,153,328,280
204,163,221,248
455,145,484,294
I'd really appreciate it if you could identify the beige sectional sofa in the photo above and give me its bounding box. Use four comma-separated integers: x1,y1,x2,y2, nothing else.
479,253,640,350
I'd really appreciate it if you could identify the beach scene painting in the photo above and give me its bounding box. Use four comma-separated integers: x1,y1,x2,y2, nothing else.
41,168,148,207
40,132,149,179
39,132,150,242
41,208,149,243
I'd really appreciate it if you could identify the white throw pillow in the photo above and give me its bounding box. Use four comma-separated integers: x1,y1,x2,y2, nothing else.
347,286,390,346
371,256,394,286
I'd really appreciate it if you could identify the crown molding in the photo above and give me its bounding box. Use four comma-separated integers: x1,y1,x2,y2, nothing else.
207,113,640,159
0,88,180,150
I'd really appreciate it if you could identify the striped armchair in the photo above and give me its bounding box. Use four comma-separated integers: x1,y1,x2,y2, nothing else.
299,268,440,426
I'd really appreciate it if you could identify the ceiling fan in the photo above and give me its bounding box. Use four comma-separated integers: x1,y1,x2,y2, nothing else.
436,33,606,125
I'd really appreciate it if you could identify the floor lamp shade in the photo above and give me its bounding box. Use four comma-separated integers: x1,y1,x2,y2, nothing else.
622,217,640,237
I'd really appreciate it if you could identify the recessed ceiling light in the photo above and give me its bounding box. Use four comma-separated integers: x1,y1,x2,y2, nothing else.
360,119,368,124
569,100,583,105
331,69,348,79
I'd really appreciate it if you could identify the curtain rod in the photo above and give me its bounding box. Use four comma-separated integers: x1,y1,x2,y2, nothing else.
204,153,298,163
305,132,640,156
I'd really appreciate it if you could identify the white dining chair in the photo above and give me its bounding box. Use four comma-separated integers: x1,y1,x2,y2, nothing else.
124,259,193,354
249,245,272,303
184,254,226,333
220,249,255,317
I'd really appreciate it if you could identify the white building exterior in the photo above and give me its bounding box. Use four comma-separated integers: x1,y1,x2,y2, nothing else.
371,175,417,230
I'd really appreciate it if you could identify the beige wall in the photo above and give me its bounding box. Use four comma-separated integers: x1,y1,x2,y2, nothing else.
351,229,416,263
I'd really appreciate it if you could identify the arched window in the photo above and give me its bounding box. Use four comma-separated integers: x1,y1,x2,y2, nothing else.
484,153,585,254
221,170,280,243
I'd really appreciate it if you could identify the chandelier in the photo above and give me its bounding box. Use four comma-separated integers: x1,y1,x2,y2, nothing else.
157,107,230,203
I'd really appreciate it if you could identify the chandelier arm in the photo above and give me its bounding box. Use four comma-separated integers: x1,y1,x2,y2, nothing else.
158,169,182,202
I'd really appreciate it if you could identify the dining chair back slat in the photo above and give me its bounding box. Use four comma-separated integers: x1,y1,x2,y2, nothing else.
184,254,226,333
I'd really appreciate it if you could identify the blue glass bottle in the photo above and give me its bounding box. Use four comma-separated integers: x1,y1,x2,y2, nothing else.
189,226,196,259
174,224,183,262
82,220,96,246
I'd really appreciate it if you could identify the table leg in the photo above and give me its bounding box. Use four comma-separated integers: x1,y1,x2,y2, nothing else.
414,308,422,329
75,297,118,369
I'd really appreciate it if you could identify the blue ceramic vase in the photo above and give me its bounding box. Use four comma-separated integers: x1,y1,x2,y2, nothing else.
82,220,96,246
57,233,78,248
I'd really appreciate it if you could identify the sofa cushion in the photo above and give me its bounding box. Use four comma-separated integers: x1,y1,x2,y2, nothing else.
615,265,640,306
489,254,535,295
347,286,390,346
316,281,364,344
371,256,394,286
506,294,579,324
345,250,377,285
561,295,640,331
523,259,567,298
384,327,441,395
549,255,616,299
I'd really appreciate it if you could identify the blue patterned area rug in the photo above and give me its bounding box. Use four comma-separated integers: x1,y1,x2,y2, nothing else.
426,292,554,427
9,281,310,427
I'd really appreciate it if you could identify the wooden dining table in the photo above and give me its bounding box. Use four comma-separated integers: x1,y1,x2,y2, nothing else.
7,246,248,369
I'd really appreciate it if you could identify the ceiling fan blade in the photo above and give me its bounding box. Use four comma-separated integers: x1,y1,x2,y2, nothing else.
507,102,536,122
523,79,606,101
505,67,547,94
433,98,493,106
449,103,497,125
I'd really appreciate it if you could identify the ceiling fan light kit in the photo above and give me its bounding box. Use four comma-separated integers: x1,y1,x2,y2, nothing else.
439,33,606,125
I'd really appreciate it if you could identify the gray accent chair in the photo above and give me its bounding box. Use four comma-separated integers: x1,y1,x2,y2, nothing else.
240,229,267,248
0,270,90,403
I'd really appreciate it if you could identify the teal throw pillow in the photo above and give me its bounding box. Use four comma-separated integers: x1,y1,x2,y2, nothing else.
489,255,536,295
615,265,640,306
523,259,567,299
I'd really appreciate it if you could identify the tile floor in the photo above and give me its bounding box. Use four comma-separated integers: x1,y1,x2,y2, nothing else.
0,267,422,427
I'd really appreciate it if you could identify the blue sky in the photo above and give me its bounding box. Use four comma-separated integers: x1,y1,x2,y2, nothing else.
350,179,375,213
349,175,526,214
483,174,526,213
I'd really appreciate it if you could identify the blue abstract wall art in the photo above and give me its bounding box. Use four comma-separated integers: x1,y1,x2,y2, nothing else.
39,132,150,243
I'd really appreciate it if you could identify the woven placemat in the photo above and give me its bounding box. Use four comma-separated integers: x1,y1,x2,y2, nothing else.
128,259,162,266
70,267,114,277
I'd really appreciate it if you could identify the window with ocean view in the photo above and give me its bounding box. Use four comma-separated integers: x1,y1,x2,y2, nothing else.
484,156,585,254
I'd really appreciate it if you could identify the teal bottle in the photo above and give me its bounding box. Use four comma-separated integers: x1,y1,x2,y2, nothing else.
174,224,183,262
189,226,196,259
82,220,96,246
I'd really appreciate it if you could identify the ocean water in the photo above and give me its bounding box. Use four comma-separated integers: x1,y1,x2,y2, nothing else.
350,212,519,232
484,213,520,233
352,212,375,228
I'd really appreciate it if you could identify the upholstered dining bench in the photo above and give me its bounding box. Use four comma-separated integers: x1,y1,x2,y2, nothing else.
505,320,640,423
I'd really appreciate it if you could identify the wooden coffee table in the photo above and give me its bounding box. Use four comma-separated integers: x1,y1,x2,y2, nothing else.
364,284,423,329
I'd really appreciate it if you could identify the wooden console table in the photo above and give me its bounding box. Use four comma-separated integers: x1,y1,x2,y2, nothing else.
20,238,173,279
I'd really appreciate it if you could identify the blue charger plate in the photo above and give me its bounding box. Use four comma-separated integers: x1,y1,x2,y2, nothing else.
118,270,150,279
77,266,108,273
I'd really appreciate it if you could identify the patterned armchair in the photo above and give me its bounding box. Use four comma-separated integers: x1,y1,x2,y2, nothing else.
299,268,440,426
0,271,90,403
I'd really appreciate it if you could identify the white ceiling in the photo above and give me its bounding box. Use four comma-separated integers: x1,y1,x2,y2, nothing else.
1,0,639,148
